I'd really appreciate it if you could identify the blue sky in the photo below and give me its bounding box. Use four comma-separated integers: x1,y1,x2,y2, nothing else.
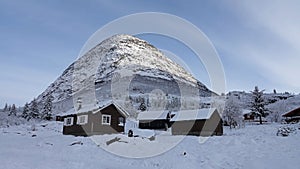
1,0,300,107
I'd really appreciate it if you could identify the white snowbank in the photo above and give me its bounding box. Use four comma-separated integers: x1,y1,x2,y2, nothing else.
0,121,299,169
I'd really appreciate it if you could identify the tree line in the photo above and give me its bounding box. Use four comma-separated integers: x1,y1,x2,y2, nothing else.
222,86,282,129
2,94,54,121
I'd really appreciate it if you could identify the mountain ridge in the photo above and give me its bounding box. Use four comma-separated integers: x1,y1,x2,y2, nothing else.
34,34,216,114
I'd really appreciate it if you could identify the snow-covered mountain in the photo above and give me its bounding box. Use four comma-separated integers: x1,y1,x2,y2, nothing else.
34,34,215,115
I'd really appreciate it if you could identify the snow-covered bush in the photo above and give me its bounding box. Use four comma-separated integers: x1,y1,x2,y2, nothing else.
276,126,297,137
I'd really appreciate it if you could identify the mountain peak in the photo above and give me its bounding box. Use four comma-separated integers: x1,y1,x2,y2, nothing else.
35,34,214,115
80,34,199,86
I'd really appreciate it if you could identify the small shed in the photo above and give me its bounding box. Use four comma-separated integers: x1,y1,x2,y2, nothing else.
243,109,255,121
55,115,64,122
137,110,172,130
62,102,129,136
170,108,223,136
282,107,300,123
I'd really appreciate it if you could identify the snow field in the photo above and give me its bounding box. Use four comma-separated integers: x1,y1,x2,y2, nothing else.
0,122,299,169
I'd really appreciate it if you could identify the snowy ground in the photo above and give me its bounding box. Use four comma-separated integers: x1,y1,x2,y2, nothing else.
0,122,299,169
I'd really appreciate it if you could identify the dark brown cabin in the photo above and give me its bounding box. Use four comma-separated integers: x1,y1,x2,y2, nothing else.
242,110,255,121
62,102,129,136
282,107,300,123
170,109,223,136
55,115,64,122
243,114,255,121
137,111,172,130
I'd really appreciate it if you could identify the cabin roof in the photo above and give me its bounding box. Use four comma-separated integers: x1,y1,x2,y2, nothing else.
57,103,99,116
170,108,217,122
98,101,130,117
59,101,130,117
57,108,76,116
282,107,300,117
242,109,252,115
137,110,170,120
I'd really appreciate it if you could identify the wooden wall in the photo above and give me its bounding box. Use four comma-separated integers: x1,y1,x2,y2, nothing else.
62,104,126,136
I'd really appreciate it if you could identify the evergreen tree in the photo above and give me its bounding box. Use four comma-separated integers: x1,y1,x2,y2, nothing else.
9,104,17,116
41,94,54,120
139,102,147,111
22,102,30,120
250,86,268,124
30,99,40,119
138,98,147,111
3,103,8,112
8,105,11,112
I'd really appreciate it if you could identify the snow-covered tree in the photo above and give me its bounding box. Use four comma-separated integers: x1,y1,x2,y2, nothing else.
8,105,11,112
41,94,54,120
8,104,17,116
29,99,39,119
223,96,243,129
21,102,30,120
250,86,268,124
268,100,288,123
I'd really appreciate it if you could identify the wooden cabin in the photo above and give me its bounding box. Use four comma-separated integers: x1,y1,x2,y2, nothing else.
170,108,223,136
62,102,129,136
137,110,172,130
55,115,64,122
243,109,255,121
282,107,300,123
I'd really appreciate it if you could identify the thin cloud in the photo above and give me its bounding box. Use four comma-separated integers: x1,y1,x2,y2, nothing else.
217,1,300,93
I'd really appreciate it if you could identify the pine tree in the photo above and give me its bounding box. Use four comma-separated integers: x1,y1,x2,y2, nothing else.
138,98,147,111
139,102,147,111
250,86,268,124
3,103,8,112
41,94,54,120
22,102,30,120
9,104,17,116
30,99,39,119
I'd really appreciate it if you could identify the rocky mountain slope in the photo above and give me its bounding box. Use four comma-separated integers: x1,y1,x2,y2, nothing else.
34,34,215,115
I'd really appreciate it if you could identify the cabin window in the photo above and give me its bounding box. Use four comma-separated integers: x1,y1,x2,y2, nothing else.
64,117,74,126
77,115,88,125
118,117,125,126
102,115,111,125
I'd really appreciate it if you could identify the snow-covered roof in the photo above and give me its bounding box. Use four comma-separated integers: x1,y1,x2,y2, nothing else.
57,108,76,116
170,108,217,122
96,100,130,117
58,100,130,117
57,103,99,116
242,109,252,115
137,110,170,120
282,107,300,117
